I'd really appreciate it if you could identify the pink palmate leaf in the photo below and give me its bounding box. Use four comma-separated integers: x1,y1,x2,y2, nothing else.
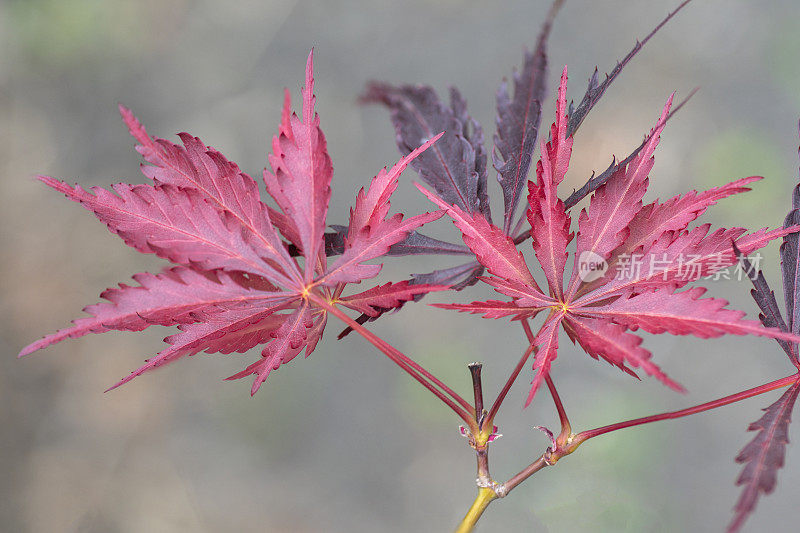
358,0,690,314
264,51,333,282
527,66,573,300
22,51,445,395
432,62,800,407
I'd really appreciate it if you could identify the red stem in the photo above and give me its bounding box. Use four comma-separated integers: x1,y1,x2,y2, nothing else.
546,374,571,439
573,373,800,445
486,319,570,430
498,373,800,499
486,341,536,425
500,455,549,496
519,317,536,342
309,292,475,424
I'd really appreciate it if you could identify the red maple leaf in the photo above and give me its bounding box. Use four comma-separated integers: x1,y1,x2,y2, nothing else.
425,66,800,406
19,51,448,395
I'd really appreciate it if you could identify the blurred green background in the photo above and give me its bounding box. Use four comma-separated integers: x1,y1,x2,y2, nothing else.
3,1,800,531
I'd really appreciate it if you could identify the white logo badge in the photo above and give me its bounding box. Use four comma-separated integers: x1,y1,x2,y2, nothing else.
577,251,608,282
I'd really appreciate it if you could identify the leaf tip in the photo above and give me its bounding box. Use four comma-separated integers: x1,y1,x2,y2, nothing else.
306,46,314,74
250,371,271,396
664,91,675,113
413,181,433,198
17,345,35,358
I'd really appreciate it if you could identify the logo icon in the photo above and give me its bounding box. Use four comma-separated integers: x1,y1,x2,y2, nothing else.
577,250,608,282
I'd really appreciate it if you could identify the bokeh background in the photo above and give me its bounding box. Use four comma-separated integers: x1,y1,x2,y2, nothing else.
3,1,800,531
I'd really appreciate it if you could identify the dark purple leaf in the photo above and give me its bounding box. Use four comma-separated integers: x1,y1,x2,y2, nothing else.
781,122,800,335
324,227,347,256
729,381,800,533
360,83,487,218
410,261,484,290
734,242,796,364
493,0,562,234
386,230,473,256
565,0,693,138
325,225,472,257
451,87,490,220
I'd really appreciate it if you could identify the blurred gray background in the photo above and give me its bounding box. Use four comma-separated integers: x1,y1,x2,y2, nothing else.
3,1,800,531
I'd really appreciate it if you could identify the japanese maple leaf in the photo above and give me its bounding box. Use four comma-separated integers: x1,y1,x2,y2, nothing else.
725,142,800,532
19,51,447,395
341,0,694,333
425,66,800,406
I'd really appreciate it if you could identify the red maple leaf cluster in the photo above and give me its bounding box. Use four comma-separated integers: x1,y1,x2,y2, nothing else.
20,52,448,395
425,67,798,406
17,1,800,530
